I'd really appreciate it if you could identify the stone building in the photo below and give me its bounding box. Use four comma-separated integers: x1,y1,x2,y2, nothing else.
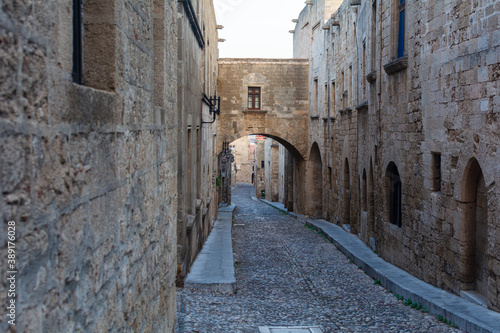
291,0,500,310
264,138,282,202
254,136,267,199
0,0,218,331
230,136,255,185
175,0,220,286
217,58,310,210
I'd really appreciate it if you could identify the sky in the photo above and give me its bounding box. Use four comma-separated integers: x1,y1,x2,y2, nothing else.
212,0,307,58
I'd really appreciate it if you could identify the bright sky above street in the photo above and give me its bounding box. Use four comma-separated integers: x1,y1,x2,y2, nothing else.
213,0,307,58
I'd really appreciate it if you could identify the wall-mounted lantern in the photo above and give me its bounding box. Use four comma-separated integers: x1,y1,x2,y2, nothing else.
202,94,221,124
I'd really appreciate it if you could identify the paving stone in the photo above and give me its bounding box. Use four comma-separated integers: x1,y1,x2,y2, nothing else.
176,184,463,333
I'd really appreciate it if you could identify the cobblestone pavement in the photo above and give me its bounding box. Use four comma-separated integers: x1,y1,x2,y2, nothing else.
176,184,463,333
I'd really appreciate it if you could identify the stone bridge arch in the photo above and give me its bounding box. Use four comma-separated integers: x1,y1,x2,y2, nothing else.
217,58,310,212
217,58,309,159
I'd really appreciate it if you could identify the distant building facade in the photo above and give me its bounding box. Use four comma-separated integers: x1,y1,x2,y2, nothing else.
230,136,255,185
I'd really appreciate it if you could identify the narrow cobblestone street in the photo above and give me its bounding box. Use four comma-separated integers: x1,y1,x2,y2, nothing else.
176,184,463,333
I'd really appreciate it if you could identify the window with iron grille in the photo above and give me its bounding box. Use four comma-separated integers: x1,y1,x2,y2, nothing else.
248,87,261,110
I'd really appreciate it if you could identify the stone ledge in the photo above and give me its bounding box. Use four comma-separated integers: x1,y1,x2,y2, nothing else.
243,109,267,113
310,115,320,119
339,107,352,113
366,70,377,83
383,56,408,75
355,101,369,112
305,219,500,333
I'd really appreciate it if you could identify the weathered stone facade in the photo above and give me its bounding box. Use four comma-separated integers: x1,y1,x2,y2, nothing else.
217,59,310,211
0,0,218,331
254,137,266,199
292,0,500,310
264,138,281,202
175,0,219,286
230,136,255,185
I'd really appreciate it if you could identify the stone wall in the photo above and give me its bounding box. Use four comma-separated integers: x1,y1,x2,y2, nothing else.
293,0,500,310
0,0,180,331
176,0,219,285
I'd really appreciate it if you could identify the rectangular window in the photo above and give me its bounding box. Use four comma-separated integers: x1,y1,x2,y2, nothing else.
371,2,377,70
341,71,345,109
248,87,261,110
348,65,352,106
324,84,328,117
362,43,366,100
329,167,333,188
261,160,264,168
331,81,336,114
431,153,441,192
313,79,318,116
398,0,405,58
72,0,83,84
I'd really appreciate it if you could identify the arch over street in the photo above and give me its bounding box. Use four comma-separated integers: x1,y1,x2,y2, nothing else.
217,58,309,213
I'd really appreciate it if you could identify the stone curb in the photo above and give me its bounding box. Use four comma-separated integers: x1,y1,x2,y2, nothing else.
262,199,500,332
258,199,308,220
305,219,500,333
184,204,237,294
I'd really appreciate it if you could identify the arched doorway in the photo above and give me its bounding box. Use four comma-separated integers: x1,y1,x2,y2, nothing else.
385,162,402,227
343,158,351,225
460,158,488,299
307,143,323,218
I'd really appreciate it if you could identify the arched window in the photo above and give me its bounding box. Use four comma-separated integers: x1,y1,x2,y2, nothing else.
385,162,402,227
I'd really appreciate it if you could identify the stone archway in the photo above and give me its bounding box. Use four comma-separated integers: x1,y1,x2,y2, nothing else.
217,58,310,214
222,133,307,213
306,142,323,218
459,158,488,299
